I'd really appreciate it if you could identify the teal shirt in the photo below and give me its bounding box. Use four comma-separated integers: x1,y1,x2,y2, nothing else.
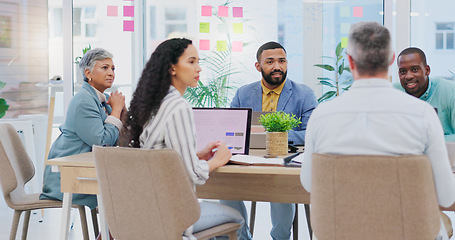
393,77,455,142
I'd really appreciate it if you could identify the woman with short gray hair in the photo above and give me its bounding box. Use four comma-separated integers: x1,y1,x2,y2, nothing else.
40,48,126,212
79,48,114,82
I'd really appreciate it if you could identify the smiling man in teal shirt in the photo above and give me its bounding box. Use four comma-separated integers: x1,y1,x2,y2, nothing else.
393,47,455,142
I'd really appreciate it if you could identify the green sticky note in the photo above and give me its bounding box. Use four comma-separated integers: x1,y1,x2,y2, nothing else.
200,22,210,33
340,23,350,34
217,40,227,51
341,37,348,48
233,23,243,34
340,6,350,17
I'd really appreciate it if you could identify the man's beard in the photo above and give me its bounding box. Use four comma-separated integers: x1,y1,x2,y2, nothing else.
262,69,287,87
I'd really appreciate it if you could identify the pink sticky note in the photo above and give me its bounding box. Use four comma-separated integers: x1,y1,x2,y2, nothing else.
124,6,134,17
123,20,134,32
232,41,243,52
201,6,212,17
199,40,210,51
107,6,118,17
233,7,243,18
218,6,228,17
353,6,363,17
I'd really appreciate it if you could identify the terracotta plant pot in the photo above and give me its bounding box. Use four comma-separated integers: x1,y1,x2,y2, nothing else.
266,132,288,156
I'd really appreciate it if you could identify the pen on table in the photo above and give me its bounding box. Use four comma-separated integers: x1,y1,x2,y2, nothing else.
212,144,233,152
284,152,303,164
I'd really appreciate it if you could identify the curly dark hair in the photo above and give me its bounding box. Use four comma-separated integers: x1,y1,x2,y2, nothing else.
121,38,192,147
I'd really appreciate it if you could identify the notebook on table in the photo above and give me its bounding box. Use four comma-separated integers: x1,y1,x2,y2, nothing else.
229,154,284,166
193,108,252,155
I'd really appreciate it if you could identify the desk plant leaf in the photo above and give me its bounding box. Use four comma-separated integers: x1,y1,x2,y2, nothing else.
315,42,352,102
0,81,9,119
259,111,301,132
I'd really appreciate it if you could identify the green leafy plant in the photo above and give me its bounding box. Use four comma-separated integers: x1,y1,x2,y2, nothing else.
74,44,92,64
314,42,352,102
184,50,239,107
0,81,9,119
259,111,301,132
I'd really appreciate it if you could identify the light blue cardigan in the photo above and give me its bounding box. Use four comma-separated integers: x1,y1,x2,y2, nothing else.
40,82,119,209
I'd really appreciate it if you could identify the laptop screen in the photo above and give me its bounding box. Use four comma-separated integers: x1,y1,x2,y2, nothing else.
193,108,252,155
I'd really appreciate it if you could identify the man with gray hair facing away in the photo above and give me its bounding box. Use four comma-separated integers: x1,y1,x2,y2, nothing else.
298,21,455,240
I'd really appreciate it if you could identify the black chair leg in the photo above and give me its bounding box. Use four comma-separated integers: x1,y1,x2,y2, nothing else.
292,204,298,240
249,201,257,236
91,208,99,238
304,204,312,240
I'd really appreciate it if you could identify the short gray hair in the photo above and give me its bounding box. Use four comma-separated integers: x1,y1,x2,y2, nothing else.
79,48,114,82
346,22,393,76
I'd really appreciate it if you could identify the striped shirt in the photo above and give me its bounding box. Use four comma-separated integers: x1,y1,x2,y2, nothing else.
139,86,210,185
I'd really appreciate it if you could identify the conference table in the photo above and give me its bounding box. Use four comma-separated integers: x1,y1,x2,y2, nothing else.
46,149,310,240
196,150,309,203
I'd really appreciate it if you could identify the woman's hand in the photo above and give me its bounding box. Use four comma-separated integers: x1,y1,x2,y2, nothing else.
197,141,220,160
106,91,125,119
207,142,232,172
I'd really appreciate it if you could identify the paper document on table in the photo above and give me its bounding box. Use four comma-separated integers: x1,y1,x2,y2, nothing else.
229,155,284,166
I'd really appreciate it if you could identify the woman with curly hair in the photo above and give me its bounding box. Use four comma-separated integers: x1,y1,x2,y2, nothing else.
122,38,246,239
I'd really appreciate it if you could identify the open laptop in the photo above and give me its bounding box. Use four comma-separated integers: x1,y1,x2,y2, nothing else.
193,108,252,155
250,111,272,149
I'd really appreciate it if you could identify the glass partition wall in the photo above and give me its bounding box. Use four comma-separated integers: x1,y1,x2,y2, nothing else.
142,0,383,105
3,0,451,118
44,0,387,118
410,0,455,80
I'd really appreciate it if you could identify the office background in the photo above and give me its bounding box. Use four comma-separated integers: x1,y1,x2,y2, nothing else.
0,0,454,121
0,0,454,239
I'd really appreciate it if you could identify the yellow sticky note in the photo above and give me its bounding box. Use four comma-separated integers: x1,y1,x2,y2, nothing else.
200,22,210,33
217,40,227,51
233,23,243,34
341,37,348,48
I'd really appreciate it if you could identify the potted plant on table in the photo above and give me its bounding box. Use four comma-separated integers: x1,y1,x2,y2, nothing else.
259,111,301,156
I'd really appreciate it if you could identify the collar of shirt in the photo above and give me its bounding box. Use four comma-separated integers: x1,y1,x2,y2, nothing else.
261,79,286,112
90,85,107,103
350,78,393,89
169,85,180,95
419,77,433,101
261,78,287,95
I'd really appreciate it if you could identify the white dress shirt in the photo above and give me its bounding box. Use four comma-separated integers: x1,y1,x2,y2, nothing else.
298,78,455,208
